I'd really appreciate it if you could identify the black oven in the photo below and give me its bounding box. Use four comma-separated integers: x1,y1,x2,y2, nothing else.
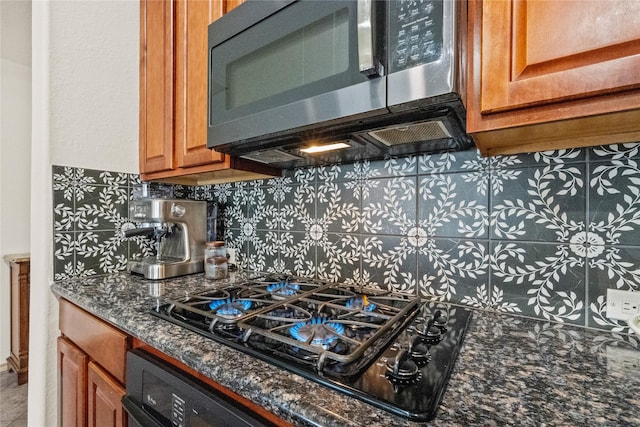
122,350,274,427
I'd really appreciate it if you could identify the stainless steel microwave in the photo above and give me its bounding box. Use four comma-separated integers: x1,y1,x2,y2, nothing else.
207,0,473,168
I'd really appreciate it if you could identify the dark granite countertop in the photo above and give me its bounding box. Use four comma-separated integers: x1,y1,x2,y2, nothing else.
51,272,640,426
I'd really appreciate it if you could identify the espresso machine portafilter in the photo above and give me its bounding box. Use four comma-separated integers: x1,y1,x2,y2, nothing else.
124,198,206,279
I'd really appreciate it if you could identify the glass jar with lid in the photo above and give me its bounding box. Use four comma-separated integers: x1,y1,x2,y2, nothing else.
204,241,228,279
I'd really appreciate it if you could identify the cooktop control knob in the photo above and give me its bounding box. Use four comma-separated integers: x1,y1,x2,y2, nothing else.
415,319,442,344
408,335,431,366
432,310,448,331
385,349,421,385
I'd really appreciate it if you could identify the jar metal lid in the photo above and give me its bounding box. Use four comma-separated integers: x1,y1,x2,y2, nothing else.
206,241,225,248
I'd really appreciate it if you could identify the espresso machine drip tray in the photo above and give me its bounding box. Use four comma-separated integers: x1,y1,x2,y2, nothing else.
128,257,205,280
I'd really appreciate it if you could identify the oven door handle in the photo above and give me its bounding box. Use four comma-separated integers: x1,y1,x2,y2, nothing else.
121,395,165,427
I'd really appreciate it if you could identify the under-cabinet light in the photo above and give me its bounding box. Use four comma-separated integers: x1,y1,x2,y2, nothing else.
300,142,351,154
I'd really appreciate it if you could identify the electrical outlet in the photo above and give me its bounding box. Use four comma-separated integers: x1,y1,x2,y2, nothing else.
227,247,236,266
606,289,640,320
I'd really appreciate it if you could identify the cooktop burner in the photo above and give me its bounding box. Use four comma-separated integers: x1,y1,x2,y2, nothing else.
150,273,472,421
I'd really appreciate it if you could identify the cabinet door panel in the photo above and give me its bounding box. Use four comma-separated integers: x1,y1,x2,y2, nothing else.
175,0,226,168
58,337,88,427
59,298,130,384
481,0,640,114
87,362,126,427
140,0,175,173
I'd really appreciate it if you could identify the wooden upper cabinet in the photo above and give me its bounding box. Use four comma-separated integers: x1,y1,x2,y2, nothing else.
140,0,174,174
467,0,640,156
175,0,225,168
140,0,278,184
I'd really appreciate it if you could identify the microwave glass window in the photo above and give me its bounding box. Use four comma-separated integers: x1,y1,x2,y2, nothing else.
227,8,349,109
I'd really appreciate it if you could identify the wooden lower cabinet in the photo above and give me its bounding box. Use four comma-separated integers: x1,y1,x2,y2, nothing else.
58,299,130,427
57,299,289,427
88,362,126,427
58,337,88,427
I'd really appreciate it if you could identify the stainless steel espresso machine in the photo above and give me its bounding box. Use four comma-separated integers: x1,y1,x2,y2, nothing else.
125,198,206,279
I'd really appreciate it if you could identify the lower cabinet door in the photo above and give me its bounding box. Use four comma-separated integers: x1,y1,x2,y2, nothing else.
58,337,88,427
87,361,127,427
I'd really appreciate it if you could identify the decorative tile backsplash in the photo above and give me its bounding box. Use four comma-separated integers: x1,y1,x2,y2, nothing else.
51,142,640,332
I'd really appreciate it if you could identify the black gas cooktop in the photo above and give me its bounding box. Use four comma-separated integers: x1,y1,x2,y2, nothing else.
150,274,472,421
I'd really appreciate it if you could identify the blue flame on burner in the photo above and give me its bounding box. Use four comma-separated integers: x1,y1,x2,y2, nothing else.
345,295,376,312
266,281,300,296
289,317,345,346
209,298,252,317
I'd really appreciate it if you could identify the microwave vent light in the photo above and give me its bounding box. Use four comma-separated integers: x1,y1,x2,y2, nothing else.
369,121,452,146
300,142,351,154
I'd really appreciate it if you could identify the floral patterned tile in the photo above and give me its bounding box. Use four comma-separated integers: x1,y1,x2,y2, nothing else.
74,230,129,276
128,173,142,187
361,234,417,294
361,176,416,236
315,163,351,183
280,231,316,277
418,172,489,238
224,188,248,231
317,233,360,283
246,185,279,232
315,180,361,234
589,142,640,162
281,183,316,234
587,245,640,332
246,230,279,273
282,166,316,185
48,142,640,333
53,232,75,279
337,156,417,180
264,176,295,205
75,185,128,231
417,148,484,174
417,238,489,303
588,159,640,247
490,241,586,326
53,185,75,233
493,148,586,169
490,163,587,242
211,183,235,205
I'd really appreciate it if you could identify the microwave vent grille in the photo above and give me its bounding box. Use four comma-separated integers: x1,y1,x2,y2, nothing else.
369,121,452,146
240,150,301,164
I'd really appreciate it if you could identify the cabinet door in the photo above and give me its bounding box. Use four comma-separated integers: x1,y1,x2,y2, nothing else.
87,362,127,427
467,0,640,155
175,0,226,168
140,0,175,174
58,337,88,427
478,0,640,115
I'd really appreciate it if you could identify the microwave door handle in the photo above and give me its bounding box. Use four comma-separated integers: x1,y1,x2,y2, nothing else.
357,0,383,77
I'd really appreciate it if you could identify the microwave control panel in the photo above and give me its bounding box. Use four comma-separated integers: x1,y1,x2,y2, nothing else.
389,0,444,72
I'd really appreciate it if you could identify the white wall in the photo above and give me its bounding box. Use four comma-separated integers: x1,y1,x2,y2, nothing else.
0,0,32,366
30,0,138,425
